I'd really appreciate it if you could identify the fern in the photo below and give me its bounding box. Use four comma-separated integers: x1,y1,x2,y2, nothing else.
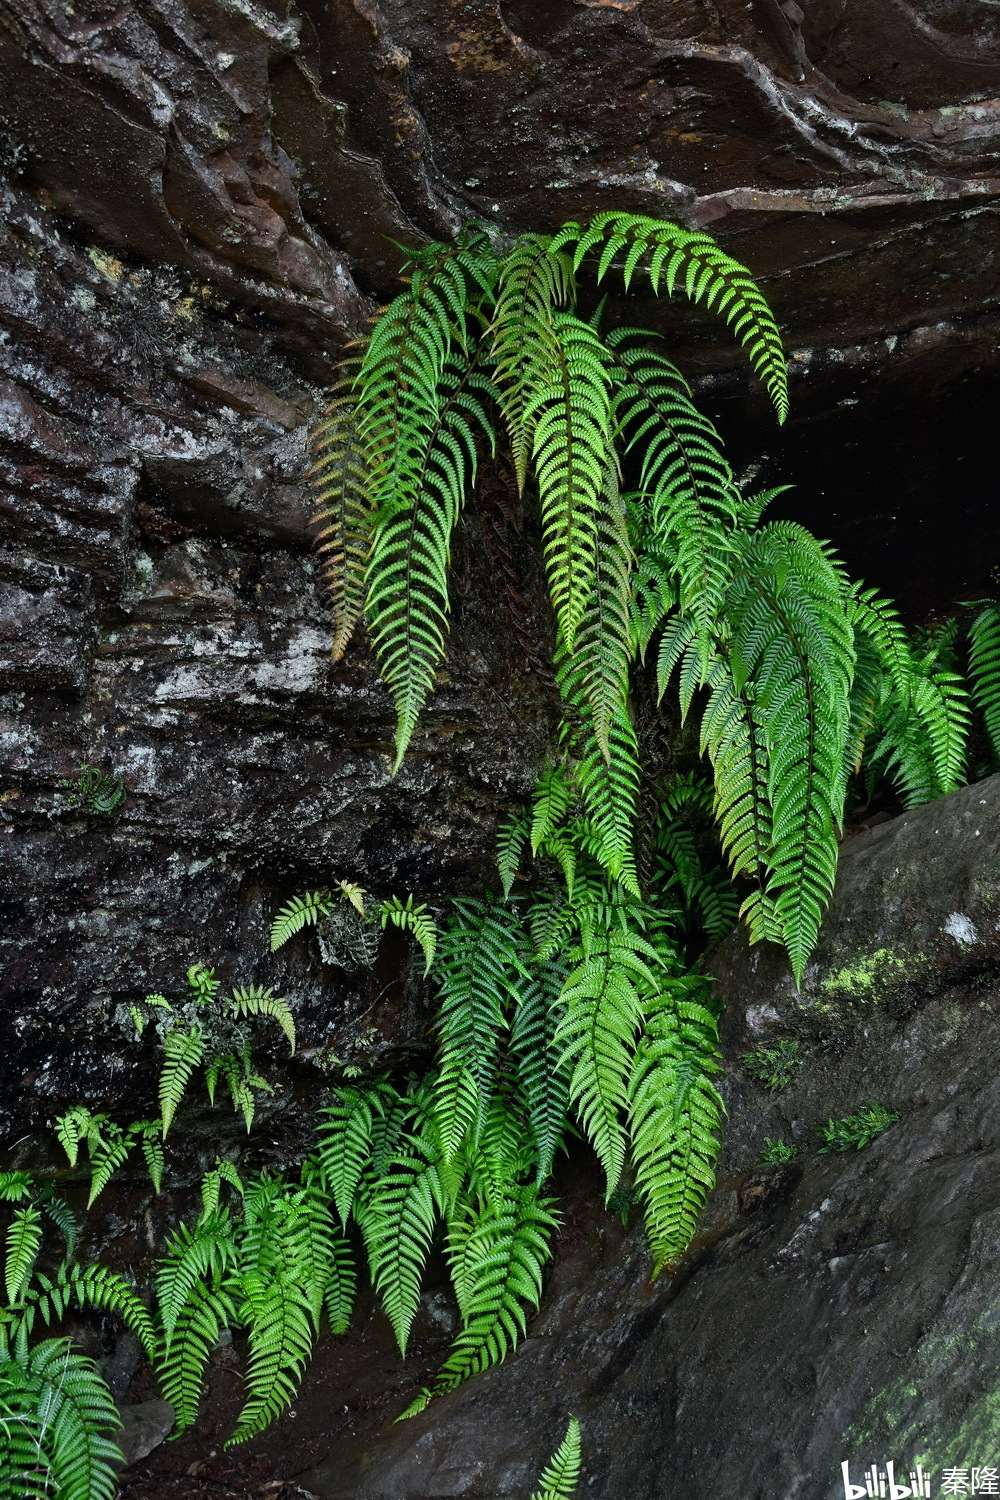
379,894,438,974
1,1339,125,1500
968,602,1000,763
270,889,335,951
159,1025,205,1137
531,1416,582,1500
551,211,788,421
431,900,525,1164
309,369,372,662
5,1208,41,1306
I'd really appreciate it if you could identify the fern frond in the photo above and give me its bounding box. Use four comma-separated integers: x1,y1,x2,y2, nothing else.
310,372,373,661
270,889,334,952
492,234,574,491
552,213,787,422
379,895,438,974
156,1279,237,1433
0,1174,32,1204
85,1125,133,1209
37,1189,78,1258
627,982,724,1274
228,1270,314,1445
509,961,571,1183
497,812,530,897
5,1207,42,1305
531,1416,582,1500
229,985,296,1054
357,1125,442,1354
0,1357,49,1498
608,329,738,672
529,312,614,650
429,1183,557,1398
364,351,495,768
155,1209,238,1350
24,1339,124,1500
315,1078,400,1228
159,1025,205,1137
968,602,1000,763
554,928,656,1193
431,900,525,1163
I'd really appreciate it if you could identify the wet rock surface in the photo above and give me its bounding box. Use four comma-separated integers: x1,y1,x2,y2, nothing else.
291,776,1000,1498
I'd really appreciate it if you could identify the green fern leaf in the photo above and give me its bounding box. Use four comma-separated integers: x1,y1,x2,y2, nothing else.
379,894,438,974
425,1184,557,1401
228,1270,315,1445
23,1339,125,1500
529,312,614,650
551,213,787,422
156,1280,237,1433
510,961,571,1183
627,981,724,1274
270,889,334,952
496,812,530,896
554,927,657,1193
492,234,574,491
531,1416,582,1500
968,602,1000,764
431,900,525,1163
356,1123,442,1355
310,370,373,662
315,1080,400,1229
5,1206,42,1305
159,1025,206,1137
229,985,296,1054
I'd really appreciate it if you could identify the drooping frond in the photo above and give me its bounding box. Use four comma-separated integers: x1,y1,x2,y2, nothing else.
554,926,656,1194
530,311,615,649
379,894,438,974
968,602,1000,763
550,212,787,422
229,986,296,1054
492,234,574,491
5,1207,41,1306
608,329,738,670
531,1417,583,1500
309,368,373,661
427,1183,557,1398
229,1269,314,1445
509,961,571,1183
356,1118,442,1354
497,812,530,897
22,1339,125,1500
714,521,856,978
159,1026,206,1137
315,1078,400,1229
431,900,525,1163
364,350,495,768
627,981,724,1274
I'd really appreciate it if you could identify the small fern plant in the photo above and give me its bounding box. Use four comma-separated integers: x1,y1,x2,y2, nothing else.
123,964,296,1135
271,879,437,973
0,1189,157,1500
151,1161,355,1446
531,1416,582,1500
54,1109,164,1205
312,212,968,981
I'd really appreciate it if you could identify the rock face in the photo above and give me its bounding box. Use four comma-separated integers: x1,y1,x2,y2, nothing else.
299,774,1000,1498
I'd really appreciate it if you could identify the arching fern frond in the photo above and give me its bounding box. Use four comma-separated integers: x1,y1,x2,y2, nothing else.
492,234,574,491
431,900,525,1164
551,212,787,422
270,890,334,951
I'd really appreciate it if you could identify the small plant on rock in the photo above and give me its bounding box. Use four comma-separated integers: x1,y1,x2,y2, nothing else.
818,1101,899,1153
122,964,296,1135
531,1416,582,1500
743,1039,803,1093
758,1137,796,1165
59,765,126,819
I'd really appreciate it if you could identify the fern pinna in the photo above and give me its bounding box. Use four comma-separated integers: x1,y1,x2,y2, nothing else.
312,210,968,983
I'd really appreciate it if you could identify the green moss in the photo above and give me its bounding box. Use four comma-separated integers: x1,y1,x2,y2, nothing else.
819,947,918,1002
